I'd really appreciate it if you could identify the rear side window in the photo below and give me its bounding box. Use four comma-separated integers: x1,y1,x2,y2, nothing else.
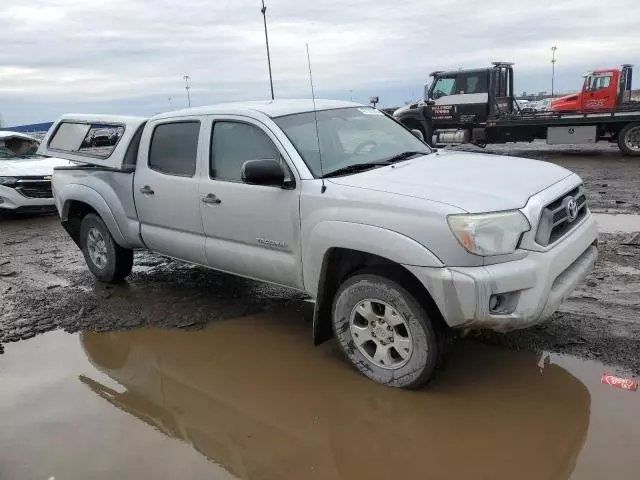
149,121,200,177
49,122,124,158
454,73,487,95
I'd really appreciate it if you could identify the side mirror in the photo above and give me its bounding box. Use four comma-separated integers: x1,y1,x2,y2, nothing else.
411,129,424,141
241,159,286,187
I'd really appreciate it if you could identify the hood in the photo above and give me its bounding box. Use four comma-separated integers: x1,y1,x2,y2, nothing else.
328,151,573,212
0,156,73,177
551,94,579,109
0,131,39,142
393,102,422,117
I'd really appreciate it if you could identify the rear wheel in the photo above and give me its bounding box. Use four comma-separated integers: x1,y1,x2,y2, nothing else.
80,213,133,283
332,273,442,389
618,122,640,156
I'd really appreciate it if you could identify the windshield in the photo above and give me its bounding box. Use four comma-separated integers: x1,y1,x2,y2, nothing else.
0,136,40,159
274,107,430,178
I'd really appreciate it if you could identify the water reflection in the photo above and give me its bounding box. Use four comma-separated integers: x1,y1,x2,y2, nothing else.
80,310,590,480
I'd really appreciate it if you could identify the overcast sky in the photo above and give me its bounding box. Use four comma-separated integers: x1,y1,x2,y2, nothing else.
1,0,639,125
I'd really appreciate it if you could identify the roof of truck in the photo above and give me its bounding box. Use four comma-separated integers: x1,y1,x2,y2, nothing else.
152,99,365,120
430,67,489,77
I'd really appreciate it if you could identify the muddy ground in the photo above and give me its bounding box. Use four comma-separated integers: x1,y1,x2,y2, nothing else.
1,145,639,375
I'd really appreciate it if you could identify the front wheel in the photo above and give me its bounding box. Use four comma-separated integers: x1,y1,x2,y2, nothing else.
80,213,133,283
332,273,441,389
617,122,640,156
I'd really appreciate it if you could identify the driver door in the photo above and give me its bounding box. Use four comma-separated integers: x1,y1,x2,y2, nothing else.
199,116,303,289
582,74,614,111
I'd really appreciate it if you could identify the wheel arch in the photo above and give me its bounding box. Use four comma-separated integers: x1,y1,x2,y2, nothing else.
60,186,127,248
305,222,445,345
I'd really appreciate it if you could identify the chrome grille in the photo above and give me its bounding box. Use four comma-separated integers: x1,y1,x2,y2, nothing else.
15,178,53,199
536,185,588,246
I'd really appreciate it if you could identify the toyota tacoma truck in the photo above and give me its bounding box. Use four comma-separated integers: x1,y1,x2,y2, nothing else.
44,100,598,389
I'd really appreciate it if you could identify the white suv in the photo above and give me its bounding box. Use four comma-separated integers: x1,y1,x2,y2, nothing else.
0,131,71,214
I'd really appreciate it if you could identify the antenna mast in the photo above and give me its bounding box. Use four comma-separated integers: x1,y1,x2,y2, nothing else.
306,43,325,193
261,0,275,100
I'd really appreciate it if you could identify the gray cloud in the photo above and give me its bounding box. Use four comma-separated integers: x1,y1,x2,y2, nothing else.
1,0,639,124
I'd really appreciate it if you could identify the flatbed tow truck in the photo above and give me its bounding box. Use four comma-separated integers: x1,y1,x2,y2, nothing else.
393,62,640,155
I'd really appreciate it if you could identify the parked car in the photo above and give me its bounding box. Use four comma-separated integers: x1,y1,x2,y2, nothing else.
45,101,598,388
0,131,71,214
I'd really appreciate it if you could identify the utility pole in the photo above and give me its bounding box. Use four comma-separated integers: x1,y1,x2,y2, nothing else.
551,46,557,97
168,96,173,109
184,75,191,108
261,0,275,100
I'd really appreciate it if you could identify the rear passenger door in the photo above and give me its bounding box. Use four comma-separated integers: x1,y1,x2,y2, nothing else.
134,118,207,265
199,116,303,289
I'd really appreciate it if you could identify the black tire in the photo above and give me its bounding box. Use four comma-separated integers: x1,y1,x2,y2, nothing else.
332,273,441,389
80,213,133,283
617,122,640,156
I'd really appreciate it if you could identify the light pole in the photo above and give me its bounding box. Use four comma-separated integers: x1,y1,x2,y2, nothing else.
261,0,275,100
551,46,557,97
184,75,191,108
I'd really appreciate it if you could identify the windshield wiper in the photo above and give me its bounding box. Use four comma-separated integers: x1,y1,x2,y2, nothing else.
382,150,430,164
322,162,390,178
321,151,430,179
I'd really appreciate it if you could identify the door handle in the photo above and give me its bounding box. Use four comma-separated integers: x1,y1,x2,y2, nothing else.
201,193,221,205
140,185,154,195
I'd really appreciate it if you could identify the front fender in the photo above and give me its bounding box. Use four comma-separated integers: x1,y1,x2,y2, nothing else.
303,221,443,297
60,184,129,247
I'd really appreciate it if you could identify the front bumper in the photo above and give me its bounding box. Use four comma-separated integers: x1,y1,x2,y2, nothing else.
406,212,598,332
0,184,55,212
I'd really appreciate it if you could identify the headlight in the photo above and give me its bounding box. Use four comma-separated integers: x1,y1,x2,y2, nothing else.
447,210,531,256
0,177,18,187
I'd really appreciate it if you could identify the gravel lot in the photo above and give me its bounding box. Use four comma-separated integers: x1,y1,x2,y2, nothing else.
1,144,639,374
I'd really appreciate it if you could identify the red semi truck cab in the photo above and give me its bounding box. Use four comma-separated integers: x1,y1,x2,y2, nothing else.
552,65,633,113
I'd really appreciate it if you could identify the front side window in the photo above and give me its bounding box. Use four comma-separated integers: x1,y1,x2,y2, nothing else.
210,122,280,182
149,121,200,177
274,107,431,178
587,75,611,91
431,78,455,99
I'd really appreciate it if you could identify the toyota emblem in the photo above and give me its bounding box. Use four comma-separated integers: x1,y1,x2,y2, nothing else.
566,198,578,222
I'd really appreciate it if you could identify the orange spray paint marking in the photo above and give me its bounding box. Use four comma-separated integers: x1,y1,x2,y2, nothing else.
601,373,638,392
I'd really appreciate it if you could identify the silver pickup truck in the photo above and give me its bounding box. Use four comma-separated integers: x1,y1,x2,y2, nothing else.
44,100,598,388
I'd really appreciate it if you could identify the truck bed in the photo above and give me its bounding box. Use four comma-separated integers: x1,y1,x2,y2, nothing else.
489,108,640,128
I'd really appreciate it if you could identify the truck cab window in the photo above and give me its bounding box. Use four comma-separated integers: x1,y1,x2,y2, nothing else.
431,78,455,99
210,122,282,182
465,76,479,93
587,75,611,91
148,121,200,177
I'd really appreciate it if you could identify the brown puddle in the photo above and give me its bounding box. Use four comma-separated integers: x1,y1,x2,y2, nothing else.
1,307,639,480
